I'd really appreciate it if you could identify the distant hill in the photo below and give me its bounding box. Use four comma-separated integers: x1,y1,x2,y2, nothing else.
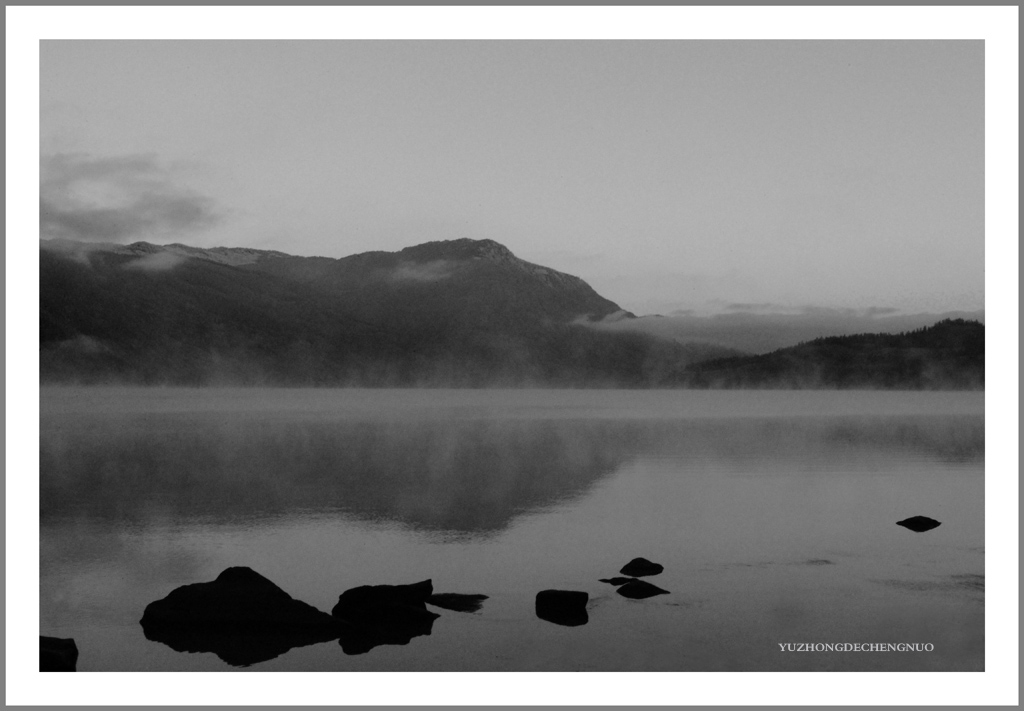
585,307,986,354
40,239,738,386
683,319,984,390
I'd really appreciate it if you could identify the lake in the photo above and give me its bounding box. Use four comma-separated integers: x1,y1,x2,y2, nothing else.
39,387,984,671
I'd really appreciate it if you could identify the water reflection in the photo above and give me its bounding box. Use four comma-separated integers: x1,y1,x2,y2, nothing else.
41,418,637,532
337,615,436,656
426,593,488,613
142,622,338,667
40,414,983,536
38,394,984,671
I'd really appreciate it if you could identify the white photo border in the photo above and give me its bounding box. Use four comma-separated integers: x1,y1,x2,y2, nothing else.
7,5,1018,706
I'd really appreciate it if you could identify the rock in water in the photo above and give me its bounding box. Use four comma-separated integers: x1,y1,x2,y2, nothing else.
332,579,437,620
616,579,670,599
142,567,337,628
40,636,78,672
896,516,942,533
426,593,489,613
599,577,634,586
140,567,340,667
619,557,664,577
332,580,440,655
535,589,589,627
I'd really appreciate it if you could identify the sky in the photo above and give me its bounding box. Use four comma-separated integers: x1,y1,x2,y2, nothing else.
40,40,984,316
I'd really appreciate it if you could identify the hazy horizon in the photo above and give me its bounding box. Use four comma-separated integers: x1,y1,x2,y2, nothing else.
40,40,984,317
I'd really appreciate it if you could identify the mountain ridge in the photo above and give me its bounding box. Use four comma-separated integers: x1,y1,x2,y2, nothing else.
42,237,629,318
38,238,982,388
39,238,707,386
41,237,631,323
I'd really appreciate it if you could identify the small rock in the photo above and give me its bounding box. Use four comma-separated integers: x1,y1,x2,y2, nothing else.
535,589,588,627
896,516,942,533
332,580,440,655
40,636,78,672
616,579,670,599
620,557,664,577
599,577,634,586
332,579,438,622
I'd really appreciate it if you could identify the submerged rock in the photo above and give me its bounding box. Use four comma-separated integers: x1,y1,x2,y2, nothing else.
535,589,589,627
599,577,634,586
896,516,942,533
332,580,440,655
426,593,489,613
616,579,670,600
619,557,664,577
140,567,340,667
40,636,78,672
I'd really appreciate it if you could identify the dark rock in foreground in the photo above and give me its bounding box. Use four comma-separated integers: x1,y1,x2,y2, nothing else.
535,589,589,627
426,593,489,613
332,580,440,655
140,567,340,666
142,566,336,628
40,636,78,672
332,579,437,621
599,577,634,586
616,579,670,600
896,516,942,533
619,557,664,577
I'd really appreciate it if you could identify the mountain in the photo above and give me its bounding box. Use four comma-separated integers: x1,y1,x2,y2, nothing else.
40,238,738,386
39,239,984,389
239,237,631,332
683,319,984,390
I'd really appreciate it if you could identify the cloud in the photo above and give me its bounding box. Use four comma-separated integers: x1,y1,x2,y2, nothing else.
725,303,901,318
50,334,110,355
122,252,187,272
38,237,104,265
389,260,453,283
864,306,900,317
40,153,220,243
725,302,790,314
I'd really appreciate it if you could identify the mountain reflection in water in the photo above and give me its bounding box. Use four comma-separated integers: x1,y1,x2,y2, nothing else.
40,414,982,536
41,418,634,533
39,390,984,671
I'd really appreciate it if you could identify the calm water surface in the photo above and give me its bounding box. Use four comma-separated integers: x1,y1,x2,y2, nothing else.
40,388,984,671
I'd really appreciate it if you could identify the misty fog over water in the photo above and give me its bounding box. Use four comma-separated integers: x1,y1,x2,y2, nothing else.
40,387,983,671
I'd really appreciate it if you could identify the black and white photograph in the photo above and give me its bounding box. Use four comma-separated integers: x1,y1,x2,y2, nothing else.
8,4,1018,707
